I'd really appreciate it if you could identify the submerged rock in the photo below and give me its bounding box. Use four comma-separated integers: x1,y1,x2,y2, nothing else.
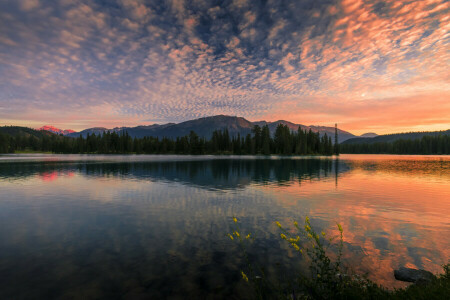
394,267,435,284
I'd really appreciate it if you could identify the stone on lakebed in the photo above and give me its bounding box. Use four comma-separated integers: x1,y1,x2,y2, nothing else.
394,267,435,284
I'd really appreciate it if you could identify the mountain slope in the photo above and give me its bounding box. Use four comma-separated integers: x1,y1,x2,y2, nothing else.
145,115,254,139
38,126,75,135
360,132,378,138
67,127,112,138
0,126,55,139
342,130,450,145
254,120,354,143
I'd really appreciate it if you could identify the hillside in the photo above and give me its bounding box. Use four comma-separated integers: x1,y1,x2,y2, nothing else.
68,127,113,138
0,126,55,139
360,132,378,138
342,130,450,145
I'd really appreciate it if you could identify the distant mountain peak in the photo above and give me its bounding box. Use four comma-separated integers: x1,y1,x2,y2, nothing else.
38,125,76,136
198,114,240,120
360,132,378,138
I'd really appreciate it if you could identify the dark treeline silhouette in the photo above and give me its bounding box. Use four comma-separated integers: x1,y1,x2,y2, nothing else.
341,134,450,154
0,124,335,155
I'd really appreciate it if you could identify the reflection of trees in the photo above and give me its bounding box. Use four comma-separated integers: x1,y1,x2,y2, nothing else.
346,159,450,180
0,158,350,189
335,158,340,187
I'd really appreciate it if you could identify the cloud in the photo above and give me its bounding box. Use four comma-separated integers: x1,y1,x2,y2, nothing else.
19,0,39,11
0,0,448,132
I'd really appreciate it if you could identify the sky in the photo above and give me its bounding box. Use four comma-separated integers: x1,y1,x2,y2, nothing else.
0,0,449,134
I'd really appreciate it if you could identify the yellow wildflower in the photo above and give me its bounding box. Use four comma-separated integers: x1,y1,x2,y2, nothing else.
321,231,326,237
337,223,343,232
246,233,251,239
276,221,282,228
308,233,313,239
294,221,298,226
241,271,249,282
280,233,287,240
305,225,311,231
228,234,234,240
233,217,237,223
305,216,310,223
234,231,240,237
292,243,300,251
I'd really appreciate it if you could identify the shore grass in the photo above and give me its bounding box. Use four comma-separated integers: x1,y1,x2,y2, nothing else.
229,217,449,299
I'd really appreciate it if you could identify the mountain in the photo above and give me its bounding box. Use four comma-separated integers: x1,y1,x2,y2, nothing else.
308,125,353,143
67,115,356,143
0,126,55,139
38,125,75,136
342,130,450,145
68,116,253,139
254,120,309,133
360,132,378,138
252,120,354,143
141,115,254,139
68,127,112,138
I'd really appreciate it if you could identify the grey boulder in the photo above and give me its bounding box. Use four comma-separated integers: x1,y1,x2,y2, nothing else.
394,267,435,284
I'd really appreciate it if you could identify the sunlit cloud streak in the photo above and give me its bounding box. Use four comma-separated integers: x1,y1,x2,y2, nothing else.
0,0,448,133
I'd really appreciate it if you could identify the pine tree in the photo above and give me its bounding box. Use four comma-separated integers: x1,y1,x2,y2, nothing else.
334,123,340,155
252,125,262,153
261,125,271,155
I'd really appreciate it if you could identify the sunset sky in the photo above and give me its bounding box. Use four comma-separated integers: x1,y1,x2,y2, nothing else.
0,0,449,134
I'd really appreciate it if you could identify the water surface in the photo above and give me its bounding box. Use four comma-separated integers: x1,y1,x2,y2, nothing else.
0,154,449,299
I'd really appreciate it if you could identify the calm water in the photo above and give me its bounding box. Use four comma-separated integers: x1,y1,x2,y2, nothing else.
0,154,449,299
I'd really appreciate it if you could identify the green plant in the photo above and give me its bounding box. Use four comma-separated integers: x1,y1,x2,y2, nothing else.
229,216,450,299
228,217,275,299
276,217,346,298
229,216,346,299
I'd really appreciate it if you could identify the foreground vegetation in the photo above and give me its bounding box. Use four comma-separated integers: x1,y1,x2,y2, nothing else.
0,124,337,155
341,134,450,155
229,217,449,299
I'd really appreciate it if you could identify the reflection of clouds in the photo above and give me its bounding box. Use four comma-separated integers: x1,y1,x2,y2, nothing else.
37,170,74,182
0,155,448,293
0,1,448,133
259,162,450,288
341,154,450,181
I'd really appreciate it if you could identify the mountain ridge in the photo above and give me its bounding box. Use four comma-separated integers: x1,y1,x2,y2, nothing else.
0,126,56,139
66,115,356,143
342,130,450,145
38,125,75,136
360,132,378,138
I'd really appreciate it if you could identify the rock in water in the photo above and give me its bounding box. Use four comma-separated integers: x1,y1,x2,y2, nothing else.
394,267,435,283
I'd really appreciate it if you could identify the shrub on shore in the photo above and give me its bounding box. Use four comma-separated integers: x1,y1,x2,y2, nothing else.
229,217,449,299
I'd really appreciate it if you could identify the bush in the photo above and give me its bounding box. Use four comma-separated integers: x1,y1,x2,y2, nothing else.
229,217,449,299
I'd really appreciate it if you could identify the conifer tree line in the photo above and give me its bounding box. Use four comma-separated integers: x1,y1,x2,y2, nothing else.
0,124,335,155
340,134,450,154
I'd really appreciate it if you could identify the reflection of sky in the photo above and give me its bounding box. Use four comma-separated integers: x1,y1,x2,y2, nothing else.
258,166,450,287
0,155,449,297
0,1,449,134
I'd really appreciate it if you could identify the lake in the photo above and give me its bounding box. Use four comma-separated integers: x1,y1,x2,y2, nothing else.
0,154,449,299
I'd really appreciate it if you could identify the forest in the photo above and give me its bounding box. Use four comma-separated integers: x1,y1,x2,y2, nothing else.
0,124,336,155
340,134,450,154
